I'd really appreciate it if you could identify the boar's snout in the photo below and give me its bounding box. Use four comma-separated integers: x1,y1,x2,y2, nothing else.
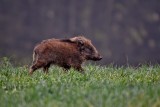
97,54,103,60
90,54,102,61
91,54,102,61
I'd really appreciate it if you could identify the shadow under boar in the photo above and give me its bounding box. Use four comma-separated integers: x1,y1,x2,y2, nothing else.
29,36,102,75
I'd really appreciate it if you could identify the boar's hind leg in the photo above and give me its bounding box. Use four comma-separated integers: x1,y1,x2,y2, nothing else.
43,63,51,74
29,60,45,75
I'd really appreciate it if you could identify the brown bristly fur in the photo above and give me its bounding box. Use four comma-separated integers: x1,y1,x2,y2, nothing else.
29,36,102,75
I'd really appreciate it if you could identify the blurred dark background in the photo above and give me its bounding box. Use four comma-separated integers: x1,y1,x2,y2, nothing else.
0,0,160,66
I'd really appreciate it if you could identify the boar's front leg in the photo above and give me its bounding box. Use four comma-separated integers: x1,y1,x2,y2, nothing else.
73,65,85,74
62,63,71,72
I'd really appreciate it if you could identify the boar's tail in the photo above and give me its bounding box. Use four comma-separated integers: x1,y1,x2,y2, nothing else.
32,51,38,64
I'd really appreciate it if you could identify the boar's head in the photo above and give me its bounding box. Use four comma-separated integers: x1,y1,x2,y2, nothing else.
70,36,102,61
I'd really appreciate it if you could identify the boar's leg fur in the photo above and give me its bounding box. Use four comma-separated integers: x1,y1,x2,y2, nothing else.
29,59,47,75
62,63,71,71
71,62,84,74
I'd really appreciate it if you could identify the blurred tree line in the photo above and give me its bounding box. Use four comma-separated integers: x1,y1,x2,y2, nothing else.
0,0,160,65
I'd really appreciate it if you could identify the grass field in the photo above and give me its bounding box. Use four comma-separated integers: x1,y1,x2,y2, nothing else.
0,58,160,107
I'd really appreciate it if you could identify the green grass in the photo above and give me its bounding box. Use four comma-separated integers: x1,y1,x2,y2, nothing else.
0,59,160,107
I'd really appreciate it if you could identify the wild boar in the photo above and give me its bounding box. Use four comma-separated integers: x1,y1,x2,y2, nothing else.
29,36,102,75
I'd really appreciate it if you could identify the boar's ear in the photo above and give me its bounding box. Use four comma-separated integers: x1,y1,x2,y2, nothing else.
77,39,84,46
69,37,85,51
70,38,84,46
60,38,84,47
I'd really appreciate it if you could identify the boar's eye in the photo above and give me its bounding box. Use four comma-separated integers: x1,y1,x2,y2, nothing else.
84,47,93,54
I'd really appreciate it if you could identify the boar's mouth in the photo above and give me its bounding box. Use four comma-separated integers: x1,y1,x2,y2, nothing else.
87,55,102,61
